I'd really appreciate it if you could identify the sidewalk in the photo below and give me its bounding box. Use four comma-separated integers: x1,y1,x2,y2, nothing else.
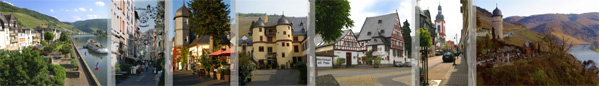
117,67,158,85
246,69,301,85
428,55,468,85
172,70,229,86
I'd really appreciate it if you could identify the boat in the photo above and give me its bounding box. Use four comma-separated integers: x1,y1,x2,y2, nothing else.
84,39,109,54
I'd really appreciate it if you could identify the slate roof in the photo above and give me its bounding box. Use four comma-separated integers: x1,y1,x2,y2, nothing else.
239,36,253,46
356,13,399,41
263,16,307,35
492,7,502,16
315,29,353,47
174,5,190,19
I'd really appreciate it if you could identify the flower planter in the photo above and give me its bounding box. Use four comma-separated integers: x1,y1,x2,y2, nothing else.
225,75,230,82
217,73,222,80
209,72,214,78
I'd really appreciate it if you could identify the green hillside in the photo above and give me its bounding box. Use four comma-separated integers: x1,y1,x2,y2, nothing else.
0,2,82,34
72,19,108,33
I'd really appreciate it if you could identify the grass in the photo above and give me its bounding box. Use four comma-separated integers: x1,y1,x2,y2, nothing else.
0,12,82,34
550,32,589,44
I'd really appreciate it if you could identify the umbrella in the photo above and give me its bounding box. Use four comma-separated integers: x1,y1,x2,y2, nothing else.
209,49,224,56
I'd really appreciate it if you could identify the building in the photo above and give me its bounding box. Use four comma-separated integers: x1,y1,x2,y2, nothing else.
355,12,407,65
315,29,364,67
110,0,136,62
435,3,446,49
491,5,503,40
0,13,44,50
248,15,307,68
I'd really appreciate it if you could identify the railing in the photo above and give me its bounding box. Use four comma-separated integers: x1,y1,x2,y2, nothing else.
71,37,101,86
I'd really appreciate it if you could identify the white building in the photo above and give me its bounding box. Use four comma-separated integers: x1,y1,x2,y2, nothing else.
110,0,136,59
356,12,408,65
0,13,39,50
315,29,364,67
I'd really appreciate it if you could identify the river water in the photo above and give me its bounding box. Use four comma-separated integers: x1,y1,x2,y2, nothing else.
568,44,599,66
72,35,109,86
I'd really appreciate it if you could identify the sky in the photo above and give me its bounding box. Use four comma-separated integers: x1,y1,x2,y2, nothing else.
237,0,309,17
169,0,234,40
419,0,463,44
476,0,599,17
348,0,414,36
1,0,108,22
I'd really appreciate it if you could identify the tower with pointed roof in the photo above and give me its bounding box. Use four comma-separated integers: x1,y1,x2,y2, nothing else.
492,3,503,40
435,3,446,39
174,3,191,47
250,14,307,67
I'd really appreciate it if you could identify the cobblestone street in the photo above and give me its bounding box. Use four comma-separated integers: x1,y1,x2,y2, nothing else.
318,65,412,86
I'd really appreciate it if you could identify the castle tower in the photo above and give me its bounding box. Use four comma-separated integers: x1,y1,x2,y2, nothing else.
174,4,190,47
251,17,266,61
492,4,503,40
275,15,293,65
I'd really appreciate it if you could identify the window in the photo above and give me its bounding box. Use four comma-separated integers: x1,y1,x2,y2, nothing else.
242,45,246,51
283,31,286,35
293,36,298,41
287,43,290,46
378,20,382,24
259,46,264,52
282,53,285,57
367,32,371,36
260,36,263,41
268,37,273,42
259,28,262,32
268,47,273,52
184,19,188,24
282,42,284,47
294,45,299,52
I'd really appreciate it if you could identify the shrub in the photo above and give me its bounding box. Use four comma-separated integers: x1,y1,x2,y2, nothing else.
71,59,78,68
336,58,345,67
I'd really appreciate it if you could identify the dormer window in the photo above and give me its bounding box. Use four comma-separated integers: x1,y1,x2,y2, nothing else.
378,20,382,24
367,32,371,36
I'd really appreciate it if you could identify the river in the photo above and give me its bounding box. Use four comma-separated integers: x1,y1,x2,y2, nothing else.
568,44,599,66
72,35,109,86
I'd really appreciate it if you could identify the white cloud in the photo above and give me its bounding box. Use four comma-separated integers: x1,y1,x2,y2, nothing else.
73,16,82,21
73,8,79,12
1,1,13,6
95,1,105,6
89,8,93,11
50,9,54,12
65,9,71,12
79,8,87,11
87,14,98,19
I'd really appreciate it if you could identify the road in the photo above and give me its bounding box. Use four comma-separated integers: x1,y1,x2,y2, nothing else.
317,65,412,86
117,67,159,86
246,69,302,85
426,55,468,86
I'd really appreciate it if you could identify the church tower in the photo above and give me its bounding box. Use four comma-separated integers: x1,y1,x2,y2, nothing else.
434,3,446,39
492,4,503,40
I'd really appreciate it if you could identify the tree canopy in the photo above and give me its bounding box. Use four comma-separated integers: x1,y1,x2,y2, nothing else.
188,0,231,45
0,48,65,85
401,19,411,57
420,28,432,47
316,0,354,43
44,31,54,43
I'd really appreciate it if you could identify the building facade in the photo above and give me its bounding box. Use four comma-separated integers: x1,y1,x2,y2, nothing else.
315,29,364,67
249,15,307,68
492,5,503,40
356,12,407,65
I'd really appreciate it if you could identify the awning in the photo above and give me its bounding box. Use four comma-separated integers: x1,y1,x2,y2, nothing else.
220,48,234,56
208,49,224,56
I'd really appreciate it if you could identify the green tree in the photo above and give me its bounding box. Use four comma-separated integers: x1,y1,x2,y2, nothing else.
0,48,64,85
44,31,54,44
401,19,411,57
59,33,69,42
316,0,354,43
188,0,230,49
420,28,432,47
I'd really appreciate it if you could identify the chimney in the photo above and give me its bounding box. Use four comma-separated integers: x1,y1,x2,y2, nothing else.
264,16,268,22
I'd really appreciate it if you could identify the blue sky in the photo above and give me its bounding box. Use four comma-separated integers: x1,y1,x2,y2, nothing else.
1,0,108,22
476,0,599,17
169,0,234,40
237,0,308,17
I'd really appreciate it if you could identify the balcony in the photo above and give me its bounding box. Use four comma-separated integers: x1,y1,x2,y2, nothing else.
265,31,276,35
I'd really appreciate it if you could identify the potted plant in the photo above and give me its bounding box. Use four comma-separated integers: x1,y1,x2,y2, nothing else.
224,68,230,82
208,67,214,78
336,58,344,68
280,64,285,69
268,64,272,69
216,69,222,80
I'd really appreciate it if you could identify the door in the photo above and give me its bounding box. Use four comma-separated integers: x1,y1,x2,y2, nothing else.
346,52,352,67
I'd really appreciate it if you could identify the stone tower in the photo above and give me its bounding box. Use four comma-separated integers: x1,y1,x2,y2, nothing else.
174,4,190,47
492,4,503,40
275,15,293,65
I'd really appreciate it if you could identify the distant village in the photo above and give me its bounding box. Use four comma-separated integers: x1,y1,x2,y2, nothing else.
0,13,61,50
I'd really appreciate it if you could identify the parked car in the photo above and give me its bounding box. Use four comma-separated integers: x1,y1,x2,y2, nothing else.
442,53,455,62
394,61,403,67
435,50,443,56
402,62,413,67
